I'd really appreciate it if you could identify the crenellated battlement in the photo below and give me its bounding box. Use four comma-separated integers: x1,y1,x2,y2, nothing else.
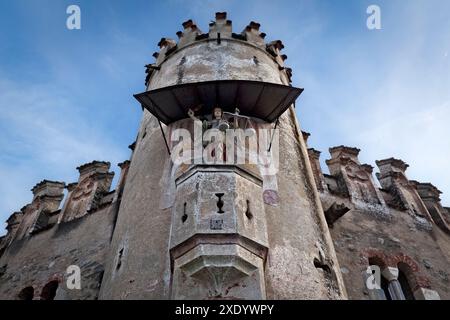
163,12,274,52
306,135,449,234
144,12,293,87
328,146,361,163
376,158,409,175
209,12,232,40
45,115,447,237
0,160,131,246
177,19,203,48
76,160,111,176
1,11,449,301
31,180,65,200
411,181,442,201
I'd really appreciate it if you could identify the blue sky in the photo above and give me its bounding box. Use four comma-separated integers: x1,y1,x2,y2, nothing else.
0,0,449,235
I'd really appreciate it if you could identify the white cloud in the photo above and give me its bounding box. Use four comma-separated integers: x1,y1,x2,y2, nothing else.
0,78,128,235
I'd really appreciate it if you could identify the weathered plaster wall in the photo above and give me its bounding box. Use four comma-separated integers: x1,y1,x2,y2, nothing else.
308,143,450,300
327,201,450,299
99,113,172,299
1,12,448,301
149,39,286,89
0,205,116,300
263,109,347,299
100,12,346,300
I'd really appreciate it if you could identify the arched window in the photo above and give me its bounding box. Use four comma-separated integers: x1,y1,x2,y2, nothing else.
397,262,416,300
369,256,398,300
380,275,392,300
368,256,386,268
40,280,59,300
18,286,34,300
366,256,390,300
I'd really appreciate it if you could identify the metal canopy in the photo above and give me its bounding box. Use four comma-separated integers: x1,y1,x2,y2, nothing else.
134,80,303,125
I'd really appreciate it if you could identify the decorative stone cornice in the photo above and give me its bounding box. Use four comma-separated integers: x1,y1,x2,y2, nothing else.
302,131,311,144
411,181,442,201
308,148,321,159
31,180,65,198
118,160,131,169
76,161,111,176
376,158,409,173
6,211,23,228
329,145,361,159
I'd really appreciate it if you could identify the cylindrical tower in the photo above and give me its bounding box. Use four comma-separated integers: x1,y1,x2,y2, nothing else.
99,12,347,300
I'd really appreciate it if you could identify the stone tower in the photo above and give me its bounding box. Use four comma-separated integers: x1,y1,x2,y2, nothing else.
98,12,347,300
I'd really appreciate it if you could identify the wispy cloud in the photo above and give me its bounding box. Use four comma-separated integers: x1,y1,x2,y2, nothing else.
0,78,128,235
299,0,450,204
1,0,449,237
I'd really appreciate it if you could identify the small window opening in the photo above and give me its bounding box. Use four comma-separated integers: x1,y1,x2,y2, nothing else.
40,280,59,300
398,263,416,300
116,248,124,270
368,257,391,300
215,193,224,213
245,200,253,220
18,286,34,300
182,202,188,223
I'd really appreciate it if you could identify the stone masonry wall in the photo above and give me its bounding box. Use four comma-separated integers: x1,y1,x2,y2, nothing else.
0,161,127,300
0,205,116,300
305,136,450,300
